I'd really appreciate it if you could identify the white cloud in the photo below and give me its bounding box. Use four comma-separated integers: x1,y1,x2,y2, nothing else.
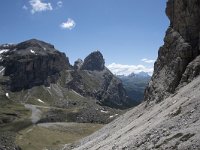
107,63,154,76
22,5,28,10
29,0,53,14
141,58,155,63
57,1,63,8
60,18,76,30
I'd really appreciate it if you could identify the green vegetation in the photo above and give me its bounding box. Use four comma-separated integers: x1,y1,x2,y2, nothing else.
0,100,31,132
16,123,103,150
8,86,53,106
0,70,123,149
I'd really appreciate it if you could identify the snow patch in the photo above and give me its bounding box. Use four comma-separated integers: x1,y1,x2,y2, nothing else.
37,99,45,103
0,49,9,54
2,44,12,48
30,49,36,54
6,93,9,98
109,114,118,119
101,110,109,113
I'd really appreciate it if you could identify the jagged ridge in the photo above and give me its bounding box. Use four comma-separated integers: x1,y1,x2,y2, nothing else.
0,39,130,108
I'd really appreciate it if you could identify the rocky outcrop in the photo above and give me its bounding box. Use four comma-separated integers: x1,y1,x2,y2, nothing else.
144,0,200,103
67,52,129,108
81,51,105,71
180,55,200,86
74,59,83,70
0,39,70,91
166,0,200,53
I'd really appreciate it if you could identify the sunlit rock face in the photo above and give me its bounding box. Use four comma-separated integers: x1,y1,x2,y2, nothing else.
144,0,200,103
69,51,130,109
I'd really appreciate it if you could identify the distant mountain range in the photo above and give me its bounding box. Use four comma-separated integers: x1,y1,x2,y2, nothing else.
117,72,151,104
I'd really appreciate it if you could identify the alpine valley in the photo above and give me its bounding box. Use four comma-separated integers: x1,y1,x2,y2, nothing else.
0,39,135,149
1,0,200,150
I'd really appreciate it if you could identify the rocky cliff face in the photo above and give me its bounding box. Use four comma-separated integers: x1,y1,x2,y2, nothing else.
0,39,70,91
144,0,200,103
81,51,105,71
0,40,129,108
74,59,83,70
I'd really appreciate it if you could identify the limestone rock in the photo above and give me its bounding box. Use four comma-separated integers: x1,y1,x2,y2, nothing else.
74,59,83,70
67,65,129,108
144,0,200,103
0,39,71,91
81,51,105,71
180,55,200,86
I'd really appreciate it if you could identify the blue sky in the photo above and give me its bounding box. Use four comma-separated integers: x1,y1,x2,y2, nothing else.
0,0,169,75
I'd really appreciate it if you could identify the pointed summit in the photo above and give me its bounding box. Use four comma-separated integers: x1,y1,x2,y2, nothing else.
81,51,105,71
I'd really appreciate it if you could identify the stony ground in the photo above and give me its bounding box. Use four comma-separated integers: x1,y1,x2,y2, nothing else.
63,75,200,150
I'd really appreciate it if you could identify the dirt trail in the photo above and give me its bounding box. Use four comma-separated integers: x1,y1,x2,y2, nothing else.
24,104,42,123
24,104,67,124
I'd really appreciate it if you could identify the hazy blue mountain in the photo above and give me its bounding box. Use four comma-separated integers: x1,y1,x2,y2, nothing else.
117,72,151,104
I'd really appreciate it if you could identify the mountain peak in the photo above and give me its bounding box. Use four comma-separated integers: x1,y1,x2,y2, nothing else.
16,39,55,53
81,51,105,71
0,39,70,91
136,71,150,77
128,72,135,77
